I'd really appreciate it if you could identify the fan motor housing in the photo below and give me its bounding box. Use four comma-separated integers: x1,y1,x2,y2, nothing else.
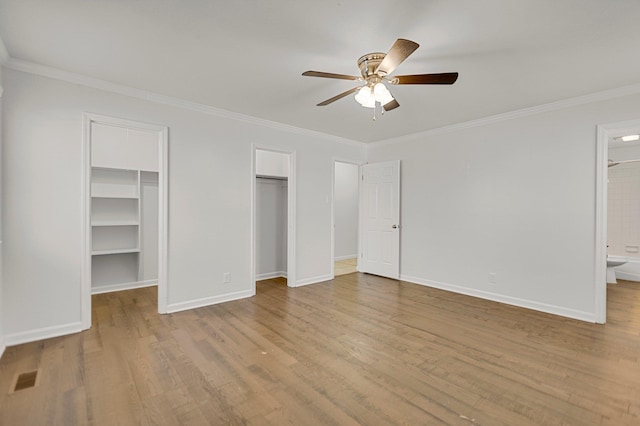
357,53,386,79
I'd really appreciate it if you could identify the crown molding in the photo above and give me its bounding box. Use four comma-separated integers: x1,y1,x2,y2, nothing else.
4,57,365,148
7,52,640,149
371,82,640,147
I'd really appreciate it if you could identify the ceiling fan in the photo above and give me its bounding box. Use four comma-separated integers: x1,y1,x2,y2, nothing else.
302,38,458,117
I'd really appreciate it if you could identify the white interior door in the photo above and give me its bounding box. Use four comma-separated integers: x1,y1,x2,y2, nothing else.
360,160,400,279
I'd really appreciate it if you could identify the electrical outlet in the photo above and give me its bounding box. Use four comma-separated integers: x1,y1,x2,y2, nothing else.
488,272,497,283
223,272,230,283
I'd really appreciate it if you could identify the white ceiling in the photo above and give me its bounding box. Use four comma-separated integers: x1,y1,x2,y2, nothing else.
1,0,639,143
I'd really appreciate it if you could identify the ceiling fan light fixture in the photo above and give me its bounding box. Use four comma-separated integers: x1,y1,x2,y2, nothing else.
373,82,394,105
302,38,458,114
355,86,376,108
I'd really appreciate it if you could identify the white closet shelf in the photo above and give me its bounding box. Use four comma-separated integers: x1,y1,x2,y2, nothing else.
92,248,140,256
91,194,139,199
92,220,139,226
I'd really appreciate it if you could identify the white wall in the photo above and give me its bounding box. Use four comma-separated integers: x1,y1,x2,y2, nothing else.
140,172,159,282
609,144,640,161
2,68,365,343
256,150,289,178
256,178,287,279
334,162,359,260
368,91,640,322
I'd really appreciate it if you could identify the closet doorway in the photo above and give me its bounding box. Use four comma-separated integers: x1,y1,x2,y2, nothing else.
82,114,168,330
332,161,360,277
253,148,296,290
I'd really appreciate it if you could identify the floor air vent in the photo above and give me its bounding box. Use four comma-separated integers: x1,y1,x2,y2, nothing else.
11,370,39,393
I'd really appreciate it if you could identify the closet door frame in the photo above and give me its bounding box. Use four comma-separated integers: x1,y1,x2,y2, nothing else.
251,145,297,291
81,113,169,330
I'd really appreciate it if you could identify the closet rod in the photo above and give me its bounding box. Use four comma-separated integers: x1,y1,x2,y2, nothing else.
256,175,288,181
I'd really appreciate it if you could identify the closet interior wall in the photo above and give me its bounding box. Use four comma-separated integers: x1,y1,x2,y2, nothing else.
256,176,288,280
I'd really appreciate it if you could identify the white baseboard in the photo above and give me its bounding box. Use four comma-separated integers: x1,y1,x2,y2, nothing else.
614,271,640,282
166,289,254,314
294,274,333,288
400,274,596,323
334,254,358,261
256,271,287,281
614,259,640,282
91,279,158,295
5,321,84,347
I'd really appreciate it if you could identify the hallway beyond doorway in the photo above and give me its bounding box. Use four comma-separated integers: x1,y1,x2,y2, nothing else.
334,258,357,276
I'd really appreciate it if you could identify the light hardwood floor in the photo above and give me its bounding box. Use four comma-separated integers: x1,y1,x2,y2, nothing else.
1,275,639,425
334,258,357,276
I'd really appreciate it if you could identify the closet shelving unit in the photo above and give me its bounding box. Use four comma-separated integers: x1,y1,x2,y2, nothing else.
90,167,141,286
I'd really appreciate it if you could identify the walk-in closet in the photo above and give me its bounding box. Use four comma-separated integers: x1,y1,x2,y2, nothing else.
89,120,160,294
255,150,290,282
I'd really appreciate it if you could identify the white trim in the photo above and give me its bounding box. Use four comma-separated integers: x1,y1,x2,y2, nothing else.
294,274,333,288
334,254,358,261
5,58,363,148
401,275,596,323
81,115,91,330
158,124,169,313
250,147,257,296
5,322,83,347
255,272,287,281
595,125,609,324
82,113,169,328
0,341,5,360
287,152,297,288
372,83,640,147
615,270,640,282
91,280,157,295
166,290,254,314
252,146,297,290
595,118,640,324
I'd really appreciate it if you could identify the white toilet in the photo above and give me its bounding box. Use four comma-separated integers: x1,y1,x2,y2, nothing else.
607,255,628,284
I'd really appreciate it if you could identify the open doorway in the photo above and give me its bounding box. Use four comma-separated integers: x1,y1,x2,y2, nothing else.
253,148,296,291
82,114,168,330
332,161,360,277
595,118,640,323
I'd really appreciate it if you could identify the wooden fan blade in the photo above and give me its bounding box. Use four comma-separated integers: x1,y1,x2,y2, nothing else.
317,86,360,106
391,72,459,85
375,38,419,76
383,99,400,112
302,71,360,80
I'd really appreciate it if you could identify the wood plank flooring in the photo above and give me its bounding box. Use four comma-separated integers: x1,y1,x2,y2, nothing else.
1,275,639,425
334,258,357,276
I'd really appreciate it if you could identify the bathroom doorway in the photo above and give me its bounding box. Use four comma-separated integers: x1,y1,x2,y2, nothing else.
595,118,640,323
332,160,361,277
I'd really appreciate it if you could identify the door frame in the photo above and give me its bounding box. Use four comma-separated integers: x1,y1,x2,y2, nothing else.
331,158,364,278
81,113,169,330
595,118,640,324
251,146,297,290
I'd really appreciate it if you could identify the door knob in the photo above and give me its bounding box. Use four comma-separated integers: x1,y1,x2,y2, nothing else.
392,224,398,229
